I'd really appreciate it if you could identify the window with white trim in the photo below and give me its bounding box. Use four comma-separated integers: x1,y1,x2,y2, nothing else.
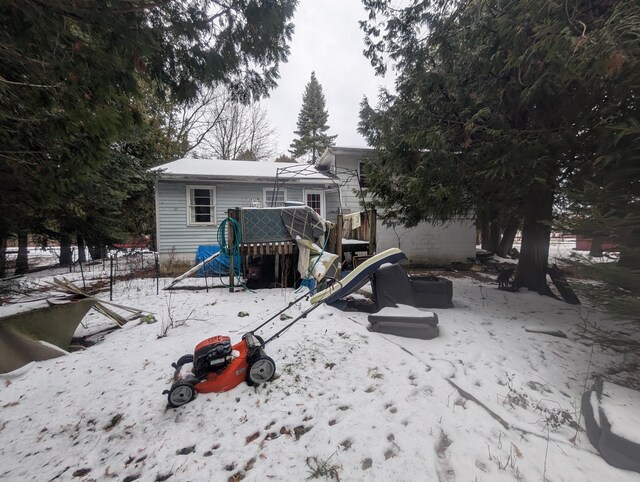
304,189,325,218
263,188,287,207
187,186,216,225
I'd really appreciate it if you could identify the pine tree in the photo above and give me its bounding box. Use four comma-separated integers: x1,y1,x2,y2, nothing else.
0,0,296,268
359,0,640,297
289,72,337,163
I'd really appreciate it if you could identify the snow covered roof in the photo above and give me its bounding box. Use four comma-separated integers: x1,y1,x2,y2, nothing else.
152,158,331,183
317,146,374,167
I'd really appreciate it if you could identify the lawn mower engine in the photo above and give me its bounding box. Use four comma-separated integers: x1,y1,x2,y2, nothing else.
193,335,233,377
165,332,276,408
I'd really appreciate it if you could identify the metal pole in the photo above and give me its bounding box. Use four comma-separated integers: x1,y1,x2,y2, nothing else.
155,252,160,295
109,256,114,301
79,260,86,291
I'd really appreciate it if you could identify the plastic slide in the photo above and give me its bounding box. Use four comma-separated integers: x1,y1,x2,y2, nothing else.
310,248,407,305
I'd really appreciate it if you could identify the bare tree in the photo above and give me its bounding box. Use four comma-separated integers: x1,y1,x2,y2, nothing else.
184,89,277,161
163,88,231,156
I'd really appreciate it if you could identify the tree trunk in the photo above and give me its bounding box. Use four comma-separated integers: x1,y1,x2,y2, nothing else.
547,265,580,304
77,234,87,263
513,181,554,294
480,218,491,250
618,247,640,269
59,233,73,266
0,237,7,278
88,243,101,260
589,234,603,257
487,221,501,253
618,229,640,269
496,217,520,258
15,231,29,275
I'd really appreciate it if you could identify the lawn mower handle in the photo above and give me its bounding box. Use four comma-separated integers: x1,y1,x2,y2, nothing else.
261,277,344,346
249,281,326,335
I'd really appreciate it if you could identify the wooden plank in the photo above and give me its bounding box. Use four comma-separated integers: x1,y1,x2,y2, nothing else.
165,251,222,289
336,213,343,277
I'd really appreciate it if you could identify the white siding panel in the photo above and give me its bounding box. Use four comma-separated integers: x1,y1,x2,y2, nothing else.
156,180,314,259
376,219,476,265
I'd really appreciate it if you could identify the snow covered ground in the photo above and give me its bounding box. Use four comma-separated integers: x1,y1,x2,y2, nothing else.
1,265,639,481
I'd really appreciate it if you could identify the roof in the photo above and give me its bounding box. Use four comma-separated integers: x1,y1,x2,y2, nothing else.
152,158,331,183
317,146,374,166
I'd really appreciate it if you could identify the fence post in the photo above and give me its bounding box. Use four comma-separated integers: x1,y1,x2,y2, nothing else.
79,260,86,291
109,256,114,301
155,252,160,295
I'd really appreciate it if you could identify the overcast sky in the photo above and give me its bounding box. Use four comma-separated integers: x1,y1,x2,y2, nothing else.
264,0,393,156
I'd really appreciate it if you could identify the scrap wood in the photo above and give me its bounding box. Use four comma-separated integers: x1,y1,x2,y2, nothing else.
165,251,222,290
46,278,150,327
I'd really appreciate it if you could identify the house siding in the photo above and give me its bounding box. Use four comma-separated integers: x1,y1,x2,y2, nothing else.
376,219,476,265
156,180,319,266
327,150,475,264
324,153,366,222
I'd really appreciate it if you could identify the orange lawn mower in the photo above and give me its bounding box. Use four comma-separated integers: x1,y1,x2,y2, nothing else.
163,289,328,408
163,248,409,408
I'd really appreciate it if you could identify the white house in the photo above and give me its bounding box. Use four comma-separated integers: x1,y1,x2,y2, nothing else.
152,150,475,270
316,146,476,265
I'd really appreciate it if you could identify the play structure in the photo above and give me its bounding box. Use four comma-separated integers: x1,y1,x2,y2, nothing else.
165,248,454,407
372,263,454,309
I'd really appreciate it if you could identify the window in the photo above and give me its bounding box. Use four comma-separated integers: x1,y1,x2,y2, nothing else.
304,189,325,218
187,186,215,225
263,188,287,207
358,161,368,188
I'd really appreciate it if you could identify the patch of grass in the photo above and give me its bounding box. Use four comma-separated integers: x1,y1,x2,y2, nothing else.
306,453,341,481
176,445,195,455
294,425,312,440
72,468,91,477
103,414,124,432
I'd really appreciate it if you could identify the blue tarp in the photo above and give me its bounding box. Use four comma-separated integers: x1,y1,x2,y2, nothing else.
195,245,240,277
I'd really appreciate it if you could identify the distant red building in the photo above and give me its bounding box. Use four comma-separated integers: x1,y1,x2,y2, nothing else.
575,235,618,252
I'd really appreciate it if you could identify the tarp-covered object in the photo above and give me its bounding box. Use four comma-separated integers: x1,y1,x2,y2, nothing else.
582,377,640,473
280,207,339,282
280,207,326,242
195,245,240,277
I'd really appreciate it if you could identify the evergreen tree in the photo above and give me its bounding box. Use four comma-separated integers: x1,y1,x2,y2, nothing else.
275,154,295,163
359,0,639,296
289,72,337,163
0,0,296,270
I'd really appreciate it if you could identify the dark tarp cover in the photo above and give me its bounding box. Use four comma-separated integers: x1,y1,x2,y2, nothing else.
195,245,240,277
